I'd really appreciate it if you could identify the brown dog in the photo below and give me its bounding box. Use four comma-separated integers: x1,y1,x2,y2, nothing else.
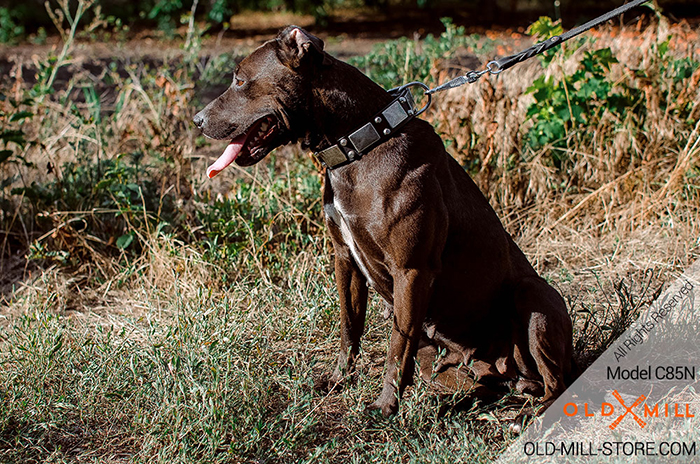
194,26,574,416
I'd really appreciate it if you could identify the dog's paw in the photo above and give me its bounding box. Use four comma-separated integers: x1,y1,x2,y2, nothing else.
508,420,523,435
506,407,539,435
366,398,399,417
507,413,531,435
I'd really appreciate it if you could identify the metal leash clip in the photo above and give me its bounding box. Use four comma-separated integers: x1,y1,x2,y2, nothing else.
427,60,504,95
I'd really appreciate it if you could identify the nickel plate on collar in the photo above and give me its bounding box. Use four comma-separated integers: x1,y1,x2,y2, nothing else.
382,100,409,129
349,123,381,153
318,145,347,167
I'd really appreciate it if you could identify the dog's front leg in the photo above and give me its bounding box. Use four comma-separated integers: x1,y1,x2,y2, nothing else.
370,269,433,416
329,253,368,386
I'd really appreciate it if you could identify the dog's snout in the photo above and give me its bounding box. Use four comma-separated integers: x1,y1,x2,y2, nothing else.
193,112,205,129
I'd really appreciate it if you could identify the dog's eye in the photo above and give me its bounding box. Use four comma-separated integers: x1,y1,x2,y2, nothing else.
234,77,245,87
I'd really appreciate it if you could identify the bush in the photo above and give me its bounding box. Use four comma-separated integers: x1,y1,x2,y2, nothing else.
525,47,643,156
523,17,644,162
0,7,25,43
349,18,486,90
523,16,698,172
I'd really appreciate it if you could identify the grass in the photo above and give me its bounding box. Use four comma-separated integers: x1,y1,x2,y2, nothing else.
0,242,514,463
1,5,699,463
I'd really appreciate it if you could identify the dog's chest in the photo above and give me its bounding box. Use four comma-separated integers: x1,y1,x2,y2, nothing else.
324,196,376,288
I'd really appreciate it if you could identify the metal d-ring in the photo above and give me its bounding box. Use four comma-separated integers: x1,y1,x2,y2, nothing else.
486,60,504,75
395,81,432,116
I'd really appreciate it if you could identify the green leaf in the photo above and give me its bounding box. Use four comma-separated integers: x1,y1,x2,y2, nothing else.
557,107,571,121
0,129,26,146
116,233,134,250
0,149,11,164
526,16,563,41
9,111,33,122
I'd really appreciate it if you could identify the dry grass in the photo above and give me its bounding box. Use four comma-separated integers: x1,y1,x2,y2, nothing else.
0,13,699,463
432,21,700,247
427,20,700,359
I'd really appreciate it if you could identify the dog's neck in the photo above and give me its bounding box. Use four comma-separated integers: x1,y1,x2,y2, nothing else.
304,59,394,153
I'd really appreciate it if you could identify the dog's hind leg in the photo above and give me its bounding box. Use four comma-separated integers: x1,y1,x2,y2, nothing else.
513,276,573,405
370,269,434,416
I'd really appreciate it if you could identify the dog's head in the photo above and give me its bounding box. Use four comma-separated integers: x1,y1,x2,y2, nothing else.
194,26,331,178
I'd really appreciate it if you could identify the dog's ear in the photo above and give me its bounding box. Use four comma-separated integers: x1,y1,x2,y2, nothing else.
277,26,332,68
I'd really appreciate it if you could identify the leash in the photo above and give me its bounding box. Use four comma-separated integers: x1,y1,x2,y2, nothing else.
426,0,651,95
315,0,650,169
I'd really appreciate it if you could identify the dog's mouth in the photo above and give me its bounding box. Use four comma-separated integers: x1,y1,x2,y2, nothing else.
206,115,282,178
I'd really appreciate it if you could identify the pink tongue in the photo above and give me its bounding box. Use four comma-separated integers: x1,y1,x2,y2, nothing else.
206,133,247,178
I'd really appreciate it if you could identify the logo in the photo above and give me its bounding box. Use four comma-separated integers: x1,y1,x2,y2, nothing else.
609,390,645,430
563,390,694,430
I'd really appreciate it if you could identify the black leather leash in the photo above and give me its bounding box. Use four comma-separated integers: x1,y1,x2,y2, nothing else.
427,0,651,95
315,0,651,169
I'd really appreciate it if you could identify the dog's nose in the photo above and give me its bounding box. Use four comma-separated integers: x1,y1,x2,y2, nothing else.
193,112,205,129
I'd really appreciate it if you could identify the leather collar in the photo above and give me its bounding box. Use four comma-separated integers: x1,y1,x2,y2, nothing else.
314,84,426,169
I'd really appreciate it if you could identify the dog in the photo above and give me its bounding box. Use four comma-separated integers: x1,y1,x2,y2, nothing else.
194,26,575,417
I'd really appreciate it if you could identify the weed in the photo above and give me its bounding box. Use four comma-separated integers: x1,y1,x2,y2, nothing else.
571,269,663,366
196,157,323,283
523,18,643,163
521,16,699,177
42,0,96,98
525,47,643,160
0,97,32,169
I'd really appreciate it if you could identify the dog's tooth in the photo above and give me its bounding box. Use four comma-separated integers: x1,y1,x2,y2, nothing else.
260,122,269,131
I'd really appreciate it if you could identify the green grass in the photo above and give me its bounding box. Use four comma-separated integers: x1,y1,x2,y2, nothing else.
0,252,514,463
